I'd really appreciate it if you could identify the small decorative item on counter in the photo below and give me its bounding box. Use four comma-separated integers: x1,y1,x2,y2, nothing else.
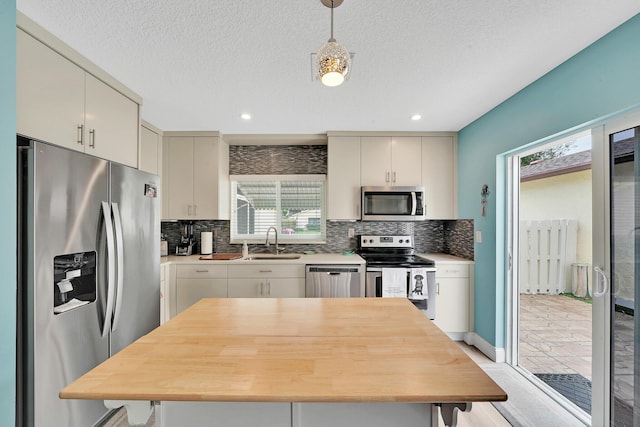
242,241,249,258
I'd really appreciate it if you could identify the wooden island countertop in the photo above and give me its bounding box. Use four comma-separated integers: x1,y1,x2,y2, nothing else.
60,298,506,405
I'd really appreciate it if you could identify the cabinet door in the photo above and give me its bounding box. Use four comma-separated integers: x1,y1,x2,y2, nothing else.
268,278,306,298
17,29,85,150
85,74,139,167
328,137,361,220
176,278,227,314
391,137,422,185
193,137,217,219
360,137,392,186
166,137,195,219
140,125,160,174
227,278,265,298
433,277,469,333
422,136,455,218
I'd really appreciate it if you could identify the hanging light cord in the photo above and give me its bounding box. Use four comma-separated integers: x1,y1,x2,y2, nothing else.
329,0,335,42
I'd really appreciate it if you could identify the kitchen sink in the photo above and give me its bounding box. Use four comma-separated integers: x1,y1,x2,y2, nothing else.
245,254,301,260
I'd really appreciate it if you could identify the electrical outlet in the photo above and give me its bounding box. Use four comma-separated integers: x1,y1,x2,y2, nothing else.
475,230,482,243
348,227,355,238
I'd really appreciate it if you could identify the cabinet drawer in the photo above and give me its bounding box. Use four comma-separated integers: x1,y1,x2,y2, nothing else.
227,264,305,278
176,264,227,279
436,263,469,278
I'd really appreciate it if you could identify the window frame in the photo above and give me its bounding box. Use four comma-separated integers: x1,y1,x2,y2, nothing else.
230,174,327,244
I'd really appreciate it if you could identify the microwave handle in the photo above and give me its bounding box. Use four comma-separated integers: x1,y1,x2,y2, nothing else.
411,192,417,215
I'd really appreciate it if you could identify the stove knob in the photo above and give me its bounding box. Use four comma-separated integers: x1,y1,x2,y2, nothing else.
406,238,410,244
369,239,374,244
399,239,404,243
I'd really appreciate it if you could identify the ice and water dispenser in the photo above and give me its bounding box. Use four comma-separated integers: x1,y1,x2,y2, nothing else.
53,252,97,314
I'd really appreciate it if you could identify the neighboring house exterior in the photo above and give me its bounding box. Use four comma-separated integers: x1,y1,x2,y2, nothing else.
519,150,593,288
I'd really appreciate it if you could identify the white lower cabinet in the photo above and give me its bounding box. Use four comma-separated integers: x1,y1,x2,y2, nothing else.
227,264,305,298
160,402,433,427
175,264,227,314
432,262,474,339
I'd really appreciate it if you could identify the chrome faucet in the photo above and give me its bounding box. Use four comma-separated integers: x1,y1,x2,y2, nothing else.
265,226,283,255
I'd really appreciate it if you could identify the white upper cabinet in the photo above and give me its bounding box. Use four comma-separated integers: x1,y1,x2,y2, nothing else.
139,121,162,175
17,27,140,168
84,74,139,167
17,29,84,150
422,136,457,219
361,136,422,186
327,136,361,220
163,133,229,220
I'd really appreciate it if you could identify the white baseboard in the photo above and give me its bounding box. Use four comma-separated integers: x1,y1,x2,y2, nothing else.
464,332,506,363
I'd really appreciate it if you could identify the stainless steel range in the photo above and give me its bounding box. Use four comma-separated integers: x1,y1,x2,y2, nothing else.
357,235,437,319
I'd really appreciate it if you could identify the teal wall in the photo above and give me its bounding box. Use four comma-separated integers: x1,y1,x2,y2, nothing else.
0,1,16,425
458,13,640,348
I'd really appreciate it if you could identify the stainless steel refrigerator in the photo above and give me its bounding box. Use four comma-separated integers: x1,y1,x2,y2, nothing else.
17,136,160,427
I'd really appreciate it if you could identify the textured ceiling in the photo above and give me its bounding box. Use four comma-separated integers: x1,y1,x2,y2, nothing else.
15,1,640,135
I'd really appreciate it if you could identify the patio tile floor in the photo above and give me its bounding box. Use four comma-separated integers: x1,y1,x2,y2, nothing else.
519,294,592,380
520,293,635,415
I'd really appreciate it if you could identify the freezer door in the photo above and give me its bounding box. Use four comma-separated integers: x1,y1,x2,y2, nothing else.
109,163,160,355
20,141,111,427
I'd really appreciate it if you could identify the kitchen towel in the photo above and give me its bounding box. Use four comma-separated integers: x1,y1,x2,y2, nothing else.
200,231,213,255
409,268,428,300
381,268,407,298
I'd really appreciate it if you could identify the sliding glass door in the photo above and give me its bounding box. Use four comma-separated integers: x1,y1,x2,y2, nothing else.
592,109,640,426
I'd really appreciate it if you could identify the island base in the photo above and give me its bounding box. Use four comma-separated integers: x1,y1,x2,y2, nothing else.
156,401,444,427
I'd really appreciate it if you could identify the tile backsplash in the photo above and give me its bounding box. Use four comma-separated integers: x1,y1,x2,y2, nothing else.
162,219,474,260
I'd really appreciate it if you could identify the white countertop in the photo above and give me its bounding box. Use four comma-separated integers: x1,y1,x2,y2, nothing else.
420,253,475,264
161,252,365,266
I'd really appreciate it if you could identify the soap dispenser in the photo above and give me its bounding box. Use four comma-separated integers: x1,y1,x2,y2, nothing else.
242,241,249,258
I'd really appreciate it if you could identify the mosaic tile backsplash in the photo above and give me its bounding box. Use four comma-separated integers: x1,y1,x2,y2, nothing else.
162,219,474,260
162,144,473,260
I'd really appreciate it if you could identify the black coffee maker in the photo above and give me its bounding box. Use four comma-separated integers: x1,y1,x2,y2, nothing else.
175,221,196,256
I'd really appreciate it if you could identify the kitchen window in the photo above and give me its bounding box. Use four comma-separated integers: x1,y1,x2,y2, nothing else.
230,175,326,244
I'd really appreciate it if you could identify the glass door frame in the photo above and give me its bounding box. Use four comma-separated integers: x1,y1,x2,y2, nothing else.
503,106,640,426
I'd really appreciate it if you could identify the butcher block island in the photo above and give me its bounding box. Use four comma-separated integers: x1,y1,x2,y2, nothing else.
60,298,506,427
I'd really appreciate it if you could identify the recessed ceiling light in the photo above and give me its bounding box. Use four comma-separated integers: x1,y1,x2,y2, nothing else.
241,113,251,120
411,114,422,121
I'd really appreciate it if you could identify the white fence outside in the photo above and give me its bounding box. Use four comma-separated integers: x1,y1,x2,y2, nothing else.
519,219,578,294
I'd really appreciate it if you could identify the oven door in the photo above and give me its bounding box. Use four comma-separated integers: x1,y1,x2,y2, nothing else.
365,267,436,320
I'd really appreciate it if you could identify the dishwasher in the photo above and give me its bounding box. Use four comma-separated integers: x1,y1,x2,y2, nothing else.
305,265,363,297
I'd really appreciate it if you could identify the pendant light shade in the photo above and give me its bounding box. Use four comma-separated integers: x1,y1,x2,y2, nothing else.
317,0,350,87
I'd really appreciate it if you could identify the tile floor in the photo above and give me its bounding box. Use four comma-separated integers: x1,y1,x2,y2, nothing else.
519,293,636,420
519,294,592,380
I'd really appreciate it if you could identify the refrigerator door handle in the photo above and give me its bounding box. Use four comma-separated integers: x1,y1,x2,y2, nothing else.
111,202,125,332
101,201,116,338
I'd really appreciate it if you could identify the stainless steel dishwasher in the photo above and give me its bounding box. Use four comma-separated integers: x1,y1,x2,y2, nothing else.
305,265,363,297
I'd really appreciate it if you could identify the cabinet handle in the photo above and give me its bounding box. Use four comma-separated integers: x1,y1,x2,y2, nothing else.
195,270,209,273
259,270,272,273
260,282,265,296
193,205,197,216
267,281,271,297
385,171,390,183
77,124,84,145
89,129,96,148
188,205,192,216
437,282,440,295
392,171,396,183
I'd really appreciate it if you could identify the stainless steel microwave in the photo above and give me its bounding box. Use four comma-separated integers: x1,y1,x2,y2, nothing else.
361,186,425,221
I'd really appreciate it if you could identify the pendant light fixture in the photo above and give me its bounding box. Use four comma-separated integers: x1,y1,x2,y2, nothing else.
316,0,350,87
